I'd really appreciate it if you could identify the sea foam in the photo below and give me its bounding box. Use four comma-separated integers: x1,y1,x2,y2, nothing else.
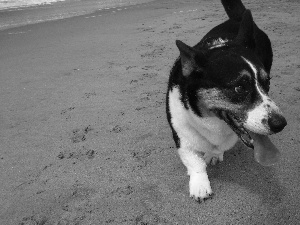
0,0,154,31
0,0,66,10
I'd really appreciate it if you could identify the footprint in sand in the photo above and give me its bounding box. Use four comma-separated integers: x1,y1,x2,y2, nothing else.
57,146,96,160
61,107,75,120
141,46,165,58
70,125,93,143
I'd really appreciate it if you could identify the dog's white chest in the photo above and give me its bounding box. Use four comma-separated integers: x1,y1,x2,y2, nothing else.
168,87,238,150
189,110,237,147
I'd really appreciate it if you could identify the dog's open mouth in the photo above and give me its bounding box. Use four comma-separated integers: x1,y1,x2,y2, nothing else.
220,111,254,149
218,111,280,166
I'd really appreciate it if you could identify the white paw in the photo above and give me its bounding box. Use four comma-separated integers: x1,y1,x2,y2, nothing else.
203,151,224,165
210,156,219,166
189,172,213,202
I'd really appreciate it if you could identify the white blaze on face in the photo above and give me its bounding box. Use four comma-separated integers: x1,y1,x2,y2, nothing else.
241,57,281,134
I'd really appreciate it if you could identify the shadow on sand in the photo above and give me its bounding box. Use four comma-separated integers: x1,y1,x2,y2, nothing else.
207,142,286,206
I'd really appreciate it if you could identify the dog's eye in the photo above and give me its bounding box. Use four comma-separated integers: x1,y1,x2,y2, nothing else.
234,85,245,94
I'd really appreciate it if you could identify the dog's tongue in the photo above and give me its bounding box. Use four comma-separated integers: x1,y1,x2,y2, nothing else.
250,132,280,166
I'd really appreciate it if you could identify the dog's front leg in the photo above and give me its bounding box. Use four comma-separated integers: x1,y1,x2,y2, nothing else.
178,147,213,201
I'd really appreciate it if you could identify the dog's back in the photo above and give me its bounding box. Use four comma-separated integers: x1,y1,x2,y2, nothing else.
199,0,273,73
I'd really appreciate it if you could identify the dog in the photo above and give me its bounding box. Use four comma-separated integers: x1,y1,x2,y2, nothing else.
166,0,287,202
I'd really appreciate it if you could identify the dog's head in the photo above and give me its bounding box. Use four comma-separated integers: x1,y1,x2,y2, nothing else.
176,10,286,165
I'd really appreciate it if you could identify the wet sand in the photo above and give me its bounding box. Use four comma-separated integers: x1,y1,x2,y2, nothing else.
0,0,299,224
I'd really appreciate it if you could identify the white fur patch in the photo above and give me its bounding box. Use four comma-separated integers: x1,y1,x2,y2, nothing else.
242,57,281,134
168,87,238,199
168,87,237,149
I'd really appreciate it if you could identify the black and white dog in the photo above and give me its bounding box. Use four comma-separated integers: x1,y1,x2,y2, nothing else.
166,0,287,202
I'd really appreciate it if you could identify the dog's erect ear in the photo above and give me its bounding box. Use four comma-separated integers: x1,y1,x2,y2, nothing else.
235,10,255,49
176,40,206,77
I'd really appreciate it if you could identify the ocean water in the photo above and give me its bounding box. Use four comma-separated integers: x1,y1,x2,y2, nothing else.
0,0,154,30
0,0,66,9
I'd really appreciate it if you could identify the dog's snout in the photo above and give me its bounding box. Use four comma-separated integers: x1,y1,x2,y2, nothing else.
268,112,287,133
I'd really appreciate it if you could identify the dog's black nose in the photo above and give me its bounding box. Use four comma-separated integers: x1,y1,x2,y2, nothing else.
268,112,287,133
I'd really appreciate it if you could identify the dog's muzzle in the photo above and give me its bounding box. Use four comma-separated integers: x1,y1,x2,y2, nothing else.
219,111,254,148
217,110,285,166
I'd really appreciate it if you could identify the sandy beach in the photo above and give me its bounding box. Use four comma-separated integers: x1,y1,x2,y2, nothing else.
0,0,299,224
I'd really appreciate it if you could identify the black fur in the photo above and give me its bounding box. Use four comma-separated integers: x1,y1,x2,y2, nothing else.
221,0,246,21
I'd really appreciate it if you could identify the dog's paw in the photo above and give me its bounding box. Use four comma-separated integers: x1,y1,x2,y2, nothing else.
210,156,219,166
189,172,213,202
203,151,224,165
